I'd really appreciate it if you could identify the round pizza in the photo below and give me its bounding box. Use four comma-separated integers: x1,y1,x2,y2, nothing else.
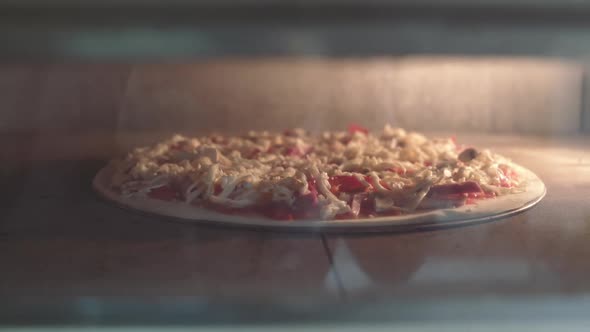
94,125,545,228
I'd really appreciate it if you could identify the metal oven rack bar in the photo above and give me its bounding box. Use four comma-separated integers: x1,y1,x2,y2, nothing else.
3,1,590,59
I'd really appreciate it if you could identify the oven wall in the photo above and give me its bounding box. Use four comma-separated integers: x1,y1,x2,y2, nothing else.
0,58,583,136
0,64,131,133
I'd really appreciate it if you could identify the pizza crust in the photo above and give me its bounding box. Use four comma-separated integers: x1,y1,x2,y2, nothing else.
93,162,546,232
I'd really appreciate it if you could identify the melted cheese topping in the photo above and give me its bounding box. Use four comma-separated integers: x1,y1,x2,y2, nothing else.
109,125,524,220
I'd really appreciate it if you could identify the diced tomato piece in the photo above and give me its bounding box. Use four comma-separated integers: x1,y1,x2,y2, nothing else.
440,194,465,200
500,179,511,188
345,193,365,216
434,190,494,204
465,191,492,199
170,143,182,151
293,194,320,219
262,202,294,221
211,136,226,144
364,175,391,190
284,147,298,156
214,183,223,195
299,191,319,206
437,193,468,201
177,176,196,194
428,181,483,197
267,144,284,154
148,185,179,201
424,161,433,167
499,165,518,178
329,175,366,193
359,195,375,216
340,136,352,145
282,179,321,220
449,136,460,151
431,190,494,202
497,169,512,187
247,148,261,159
498,164,518,188
283,129,298,137
348,123,369,135
335,193,376,218
284,146,305,157
465,192,496,204
308,178,319,196
170,141,194,151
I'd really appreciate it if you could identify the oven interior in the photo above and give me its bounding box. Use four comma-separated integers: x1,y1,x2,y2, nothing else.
2,1,590,329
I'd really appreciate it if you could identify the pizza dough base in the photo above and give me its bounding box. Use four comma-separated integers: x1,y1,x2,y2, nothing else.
93,164,546,231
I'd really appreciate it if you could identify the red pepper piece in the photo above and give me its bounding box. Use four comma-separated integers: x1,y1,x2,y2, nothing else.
329,175,366,193
348,123,369,135
148,185,179,201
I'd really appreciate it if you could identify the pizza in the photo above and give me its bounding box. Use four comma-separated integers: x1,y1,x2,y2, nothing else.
95,125,537,223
